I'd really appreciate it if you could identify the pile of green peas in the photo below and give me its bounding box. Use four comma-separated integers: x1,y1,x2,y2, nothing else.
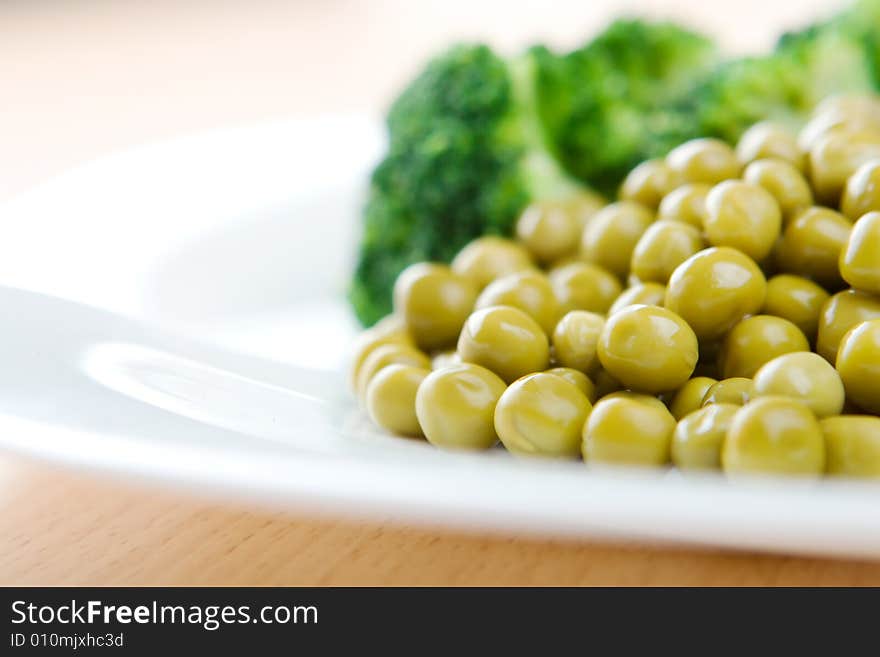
350,93,880,479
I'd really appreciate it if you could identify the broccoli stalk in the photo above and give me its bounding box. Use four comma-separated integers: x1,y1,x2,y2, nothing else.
349,45,590,326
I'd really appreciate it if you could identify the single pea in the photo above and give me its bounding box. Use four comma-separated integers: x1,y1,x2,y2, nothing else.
742,158,812,224
549,261,622,315
752,352,845,418
775,206,851,289
704,180,782,262
821,415,880,478
761,274,830,342
839,211,880,295
736,122,805,170
798,99,880,151
356,343,432,400
516,201,580,264
366,364,430,437
598,391,669,413
799,97,880,151
551,310,604,374
582,396,676,466
718,315,809,379
580,201,654,278
664,247,767,341
630,220,704,284
495,372,592,458
546,367,595,399
451,236,534,290
702,378,751,406
619,159,679,209
597,304,698,394
836,318,880,414
672,403,739,470
669,376,718,421
457,305,550,383
393,262,477,351
722,396,826,477
476,269,559,335
841,160,880,221
666,138,740,185
816,289,880,362
415,363,506,450
808,128,880,204
348,320,413,391
607,282,666,316
657,183,711,228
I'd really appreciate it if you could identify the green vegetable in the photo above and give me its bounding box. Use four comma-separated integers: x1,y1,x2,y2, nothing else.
533,19,719,196
663,0,880,148
349,3,880,327
349,45,588,325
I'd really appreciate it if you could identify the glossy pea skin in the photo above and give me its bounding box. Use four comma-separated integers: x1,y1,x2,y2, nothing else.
672,403,739,470
451,236,534,290
457,305,550,384
430,350,461,370
722,397,826,477
841,160,880,221
736,122,805,171
775,207,851,289
702,378,752,407
836,318,880,414
495,372,592,458
597,304,698,394
742,158,812,223
816,289,880,363
808,128,880,204
666,138,740,185
356,343,432,401
475,269,559,335
415,363,507,450
752,351,845,418
607,282,666,316
582,396,676,466
839,211,880,295
798,96,880,152
551,310,604,374
704,180,782,262
393,262,478,351
657,183,711,228
366,364,430,437
630,220,704,284
669,376,718,420
580,201,654,278
761,274,830,342
515,201,580,264
718,315,809,379
664,247,767,341
821,415,880,478
549,261,622,315
619,158,679,209
545,367,595,399
349,319,413,391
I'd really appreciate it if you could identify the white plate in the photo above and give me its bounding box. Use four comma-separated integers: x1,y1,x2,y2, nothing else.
1,115,880,560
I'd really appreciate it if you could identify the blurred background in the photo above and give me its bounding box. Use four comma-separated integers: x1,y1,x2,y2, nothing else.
2,0,845,200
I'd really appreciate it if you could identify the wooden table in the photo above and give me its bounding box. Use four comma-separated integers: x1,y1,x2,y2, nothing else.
4,0,878,586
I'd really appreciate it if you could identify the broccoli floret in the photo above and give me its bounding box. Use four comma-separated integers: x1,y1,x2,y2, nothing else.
659,0,880,150
349,45,590,326
533,19,719,197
